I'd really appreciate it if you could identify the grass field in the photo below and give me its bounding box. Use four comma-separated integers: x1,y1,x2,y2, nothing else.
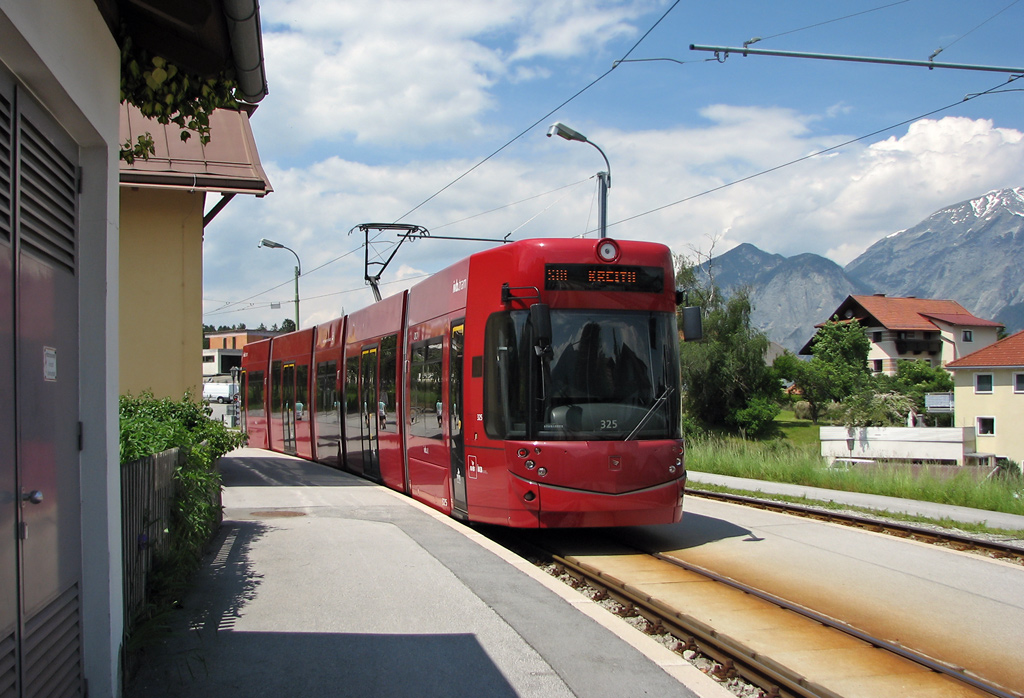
686,409,1024,519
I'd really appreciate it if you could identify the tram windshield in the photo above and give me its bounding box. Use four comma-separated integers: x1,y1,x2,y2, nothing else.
484,309,681,441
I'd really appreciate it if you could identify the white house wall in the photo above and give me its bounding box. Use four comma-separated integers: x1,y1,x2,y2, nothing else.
0,2,122,696
953,367,1024,467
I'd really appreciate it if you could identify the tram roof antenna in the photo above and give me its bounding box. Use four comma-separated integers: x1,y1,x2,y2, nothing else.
349,223,430,302
349,223,514,302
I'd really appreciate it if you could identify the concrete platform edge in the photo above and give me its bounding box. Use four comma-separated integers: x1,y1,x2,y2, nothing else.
376,486,736,698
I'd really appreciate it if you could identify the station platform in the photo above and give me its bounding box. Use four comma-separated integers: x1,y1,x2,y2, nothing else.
125,448,730,698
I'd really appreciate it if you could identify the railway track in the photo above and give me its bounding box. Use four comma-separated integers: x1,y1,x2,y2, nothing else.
502,531,1019,698
685,487,1024,566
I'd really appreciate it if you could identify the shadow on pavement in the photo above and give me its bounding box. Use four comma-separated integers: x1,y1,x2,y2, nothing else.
128,630,521,698
219,450,374,488
622,512,754,551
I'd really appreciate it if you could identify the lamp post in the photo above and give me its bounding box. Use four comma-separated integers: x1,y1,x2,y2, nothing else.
259,238,301,329
547,121,611,239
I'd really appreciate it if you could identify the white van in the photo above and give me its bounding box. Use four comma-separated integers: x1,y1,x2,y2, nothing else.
202,382,237,404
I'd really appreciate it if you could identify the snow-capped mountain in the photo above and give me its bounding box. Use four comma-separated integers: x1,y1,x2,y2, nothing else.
844,187,1024,326
700,188,1024,352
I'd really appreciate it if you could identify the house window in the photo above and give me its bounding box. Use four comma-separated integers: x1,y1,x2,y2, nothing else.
1015,373,1024,394
872,331,882,343
976,417,995,436
962,330,973,342
872,359,883,373
975,373,994,394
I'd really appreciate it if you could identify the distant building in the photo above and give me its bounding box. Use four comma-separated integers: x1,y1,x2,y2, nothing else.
205,329,278,350
203,330,278,377
946,330,1024,467
801,295,1002,375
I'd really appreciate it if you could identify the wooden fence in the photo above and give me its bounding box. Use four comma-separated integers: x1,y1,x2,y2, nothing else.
120,447,182,633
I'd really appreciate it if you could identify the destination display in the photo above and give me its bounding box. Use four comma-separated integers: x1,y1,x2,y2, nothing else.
544,264,664,292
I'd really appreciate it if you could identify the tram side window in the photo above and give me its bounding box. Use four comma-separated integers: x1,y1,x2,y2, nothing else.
483,311,529,439
379,334,398,431
345,356,360,426
410,336,443,440
270,360,282,417
296,364,309,419
316,361,338,414
247,370,265,418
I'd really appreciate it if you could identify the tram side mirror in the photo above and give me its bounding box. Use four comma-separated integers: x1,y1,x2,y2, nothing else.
681,306,703,342
530,303,553,353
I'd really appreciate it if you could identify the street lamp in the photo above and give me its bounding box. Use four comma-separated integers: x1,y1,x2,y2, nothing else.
259,237,301,329
547,121,611,239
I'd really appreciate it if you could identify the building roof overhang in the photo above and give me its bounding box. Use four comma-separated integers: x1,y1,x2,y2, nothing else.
93,0,268,103
119,102,273,201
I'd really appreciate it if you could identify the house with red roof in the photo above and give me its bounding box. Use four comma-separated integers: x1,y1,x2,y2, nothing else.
801,295,1003,375
946,331,1024,468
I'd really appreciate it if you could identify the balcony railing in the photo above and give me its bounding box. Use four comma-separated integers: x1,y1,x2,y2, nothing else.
895,339,941,355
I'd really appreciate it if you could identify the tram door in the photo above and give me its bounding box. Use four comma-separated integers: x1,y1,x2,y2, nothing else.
449,322,467,517
282,362,297,455
360,347,381,480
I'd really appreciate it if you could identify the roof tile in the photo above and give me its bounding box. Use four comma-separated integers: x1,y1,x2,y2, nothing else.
946,330,1024,369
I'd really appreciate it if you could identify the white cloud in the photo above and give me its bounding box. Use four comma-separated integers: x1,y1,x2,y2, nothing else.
206,102,1024,330
252,0,655,150
509,2,645,61
594,113,1024,266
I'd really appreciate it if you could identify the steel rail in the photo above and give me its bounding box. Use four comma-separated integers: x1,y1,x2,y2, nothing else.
548,551,828,698
640,550,1018,698
549,539,1017,698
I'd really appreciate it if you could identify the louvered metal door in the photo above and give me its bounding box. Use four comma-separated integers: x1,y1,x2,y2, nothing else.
0,65,18,698
1,63,83,698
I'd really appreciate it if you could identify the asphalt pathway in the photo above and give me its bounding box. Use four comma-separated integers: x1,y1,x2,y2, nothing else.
125,448,728,698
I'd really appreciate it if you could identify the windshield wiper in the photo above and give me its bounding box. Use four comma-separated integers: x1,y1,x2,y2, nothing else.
625,387,674,441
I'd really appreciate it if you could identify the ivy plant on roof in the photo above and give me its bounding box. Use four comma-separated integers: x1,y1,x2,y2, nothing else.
118,29,239,164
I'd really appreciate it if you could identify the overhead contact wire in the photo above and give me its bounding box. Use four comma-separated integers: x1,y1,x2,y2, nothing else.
393,0,683,225
606,75,1022,231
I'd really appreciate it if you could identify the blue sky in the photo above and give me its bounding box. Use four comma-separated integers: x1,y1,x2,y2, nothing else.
202,0,1024,331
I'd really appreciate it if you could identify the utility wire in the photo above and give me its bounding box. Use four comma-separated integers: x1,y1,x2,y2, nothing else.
214,1,687,313
393,0,683,225
602,75,1022,232
206,177,591,318
432,178,590,231
743,0,912,48
928,0,1021,61
203,273,430,317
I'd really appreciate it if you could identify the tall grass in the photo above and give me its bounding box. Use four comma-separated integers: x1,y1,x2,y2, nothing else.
686,435,1024,517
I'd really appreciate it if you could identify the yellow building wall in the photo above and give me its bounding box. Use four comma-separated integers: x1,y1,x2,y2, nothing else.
119,187,205,399
953,368,1024,466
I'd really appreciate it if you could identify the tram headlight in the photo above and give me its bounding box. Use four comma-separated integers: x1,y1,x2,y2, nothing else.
517,448,529,458
597,238,619,262
537,467,548,477
525,460,536,470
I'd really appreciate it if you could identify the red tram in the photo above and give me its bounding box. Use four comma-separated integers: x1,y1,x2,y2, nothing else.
241,237,700,527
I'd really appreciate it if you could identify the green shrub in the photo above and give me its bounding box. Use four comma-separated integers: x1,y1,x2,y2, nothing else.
120,392,246,603
728,396,781,438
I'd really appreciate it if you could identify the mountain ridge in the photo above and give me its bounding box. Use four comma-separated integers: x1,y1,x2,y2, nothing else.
703,187,1024,352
